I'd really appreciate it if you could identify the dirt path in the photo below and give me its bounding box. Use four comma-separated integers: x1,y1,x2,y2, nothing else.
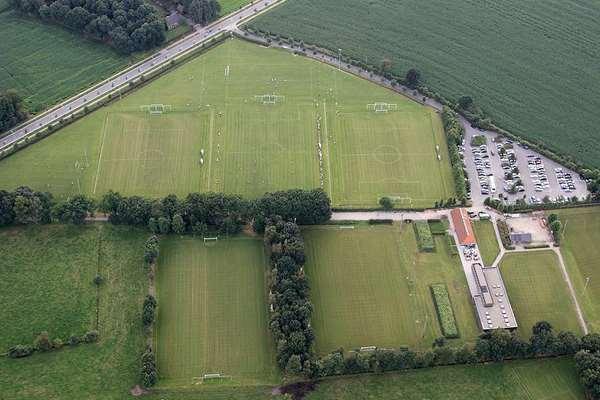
552,247,588,334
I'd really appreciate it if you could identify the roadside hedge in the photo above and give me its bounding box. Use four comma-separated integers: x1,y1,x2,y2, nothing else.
414,221,435,252
430,284,459,338
441,107,468,203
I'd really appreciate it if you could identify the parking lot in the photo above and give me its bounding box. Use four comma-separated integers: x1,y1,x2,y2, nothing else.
461,123,589,206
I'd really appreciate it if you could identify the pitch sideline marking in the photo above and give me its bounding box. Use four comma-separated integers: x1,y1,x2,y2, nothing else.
322,101,333,203
93,113,110,194
206,109,215,191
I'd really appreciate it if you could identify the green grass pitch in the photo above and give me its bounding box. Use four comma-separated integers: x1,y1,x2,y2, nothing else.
302,223,479,354
0,38,455,208
557,206,600,332
500,251,582,336
305,358,584,400
155,236,279,387
472,220,500,266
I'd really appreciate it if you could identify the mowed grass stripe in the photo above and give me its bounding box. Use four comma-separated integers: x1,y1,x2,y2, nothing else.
303,224,479,354
155,237,278,386
500,251,582,336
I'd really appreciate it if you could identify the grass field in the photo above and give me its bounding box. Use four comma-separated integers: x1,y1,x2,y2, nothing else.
473,220,500,266
306,358,584,400
500,251,582,336
303,223,479,354
0,11,131,114
155,236,278,387
0,38,454,207
0,224,149,400
218,0,252,16
557,206,600,332
249,0,600,167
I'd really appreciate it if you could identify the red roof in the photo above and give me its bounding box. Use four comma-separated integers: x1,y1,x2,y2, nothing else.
451,208,476,245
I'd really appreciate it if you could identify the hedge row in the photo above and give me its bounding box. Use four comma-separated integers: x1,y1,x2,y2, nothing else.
6,330,98,358
441,107,468,203
496,219,514,250
430,284,459,338
413,221,435,252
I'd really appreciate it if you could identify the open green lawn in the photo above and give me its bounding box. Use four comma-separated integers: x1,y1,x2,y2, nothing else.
155,236,278,387
473,220,500,266
0,38,454,208
303,223,479,354
0,11,131,114
249,0,600,167
0,224,148,400
557,206,600,332
307,358,584,400
218,0,252,16
0,225,99,351
500,251,581,336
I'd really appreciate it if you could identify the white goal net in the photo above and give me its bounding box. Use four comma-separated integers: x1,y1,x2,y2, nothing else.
367,103,398,113
140,104,173,115
203,237,218,246
254,94,285,105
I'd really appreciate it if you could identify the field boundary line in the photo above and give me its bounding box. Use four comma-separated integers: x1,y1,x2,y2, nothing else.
93,113,110,194
553,247,588,334
322,101,333,202
206,109,215,191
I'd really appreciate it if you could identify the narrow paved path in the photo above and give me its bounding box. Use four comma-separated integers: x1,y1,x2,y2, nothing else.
0,0,285,151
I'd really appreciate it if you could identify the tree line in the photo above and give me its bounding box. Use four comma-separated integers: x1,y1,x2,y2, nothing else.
441,106,468,204
265,216,314,374
10,0,166,54
304,321,590,379
0,187,331,231
183,0,219,25
0,90,27,133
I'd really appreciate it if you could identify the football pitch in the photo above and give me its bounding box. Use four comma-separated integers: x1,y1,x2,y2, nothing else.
303,223,479,354
499,251,582,336
557,207,600,332
155,236,278,387
0,38,454,208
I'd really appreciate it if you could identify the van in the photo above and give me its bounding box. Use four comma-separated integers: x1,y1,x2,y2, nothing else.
478,212,491,220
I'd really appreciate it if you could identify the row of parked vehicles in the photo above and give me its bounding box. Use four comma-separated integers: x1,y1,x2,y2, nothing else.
498,142,525,194
555,167,577,193
471,144,493,196
527,155,549,193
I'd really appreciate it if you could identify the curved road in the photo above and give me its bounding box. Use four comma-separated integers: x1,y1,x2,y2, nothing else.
0,0,283,151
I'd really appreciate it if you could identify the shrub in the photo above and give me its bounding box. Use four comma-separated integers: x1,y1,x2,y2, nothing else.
83,330,99,343
141,346,158,387
144,235,159,264
414,221,435,252
93,274,104,286
52,338,64,349
430,284,459,338
34,331,52,352
379,196,393,210
496,219,513,249
68,335,80,346
142,295,157,327
7,345,34,358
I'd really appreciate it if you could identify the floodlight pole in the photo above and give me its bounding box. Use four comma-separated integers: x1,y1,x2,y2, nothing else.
585,277,591,292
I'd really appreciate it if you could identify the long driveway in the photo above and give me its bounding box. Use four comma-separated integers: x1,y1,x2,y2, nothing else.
0,0,284,151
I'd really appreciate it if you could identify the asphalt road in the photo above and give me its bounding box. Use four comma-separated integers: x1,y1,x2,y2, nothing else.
0,0,282,151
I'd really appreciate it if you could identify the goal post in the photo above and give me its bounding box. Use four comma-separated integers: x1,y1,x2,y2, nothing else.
203,237,218,246
199,373,231,384
254,94,285,105
367,103,398,113
140,104,173,115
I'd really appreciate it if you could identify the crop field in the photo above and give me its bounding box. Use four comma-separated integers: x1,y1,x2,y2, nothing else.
249,0,600,167
155,236,278,387
557,207,600,332
473,220,500,266
0,224,149,400
500,251,581,336
0,38,454,207
306,357,584,400
303,223,479,354
0,10,131,114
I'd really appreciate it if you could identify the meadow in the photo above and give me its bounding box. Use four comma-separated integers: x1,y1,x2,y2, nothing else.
500,251,582,336
0,11,131,114
303,223,479,354
473,220,500,266
155,236,279,387
0,38,454,207
218,0,252,16
0,224,149,400
306,358,584,400
249,0,600,167
557,206,600,332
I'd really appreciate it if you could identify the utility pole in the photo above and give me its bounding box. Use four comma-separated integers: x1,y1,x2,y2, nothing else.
585,277,591,292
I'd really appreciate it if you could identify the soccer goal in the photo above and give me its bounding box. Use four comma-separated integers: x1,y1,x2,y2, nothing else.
254,94,285,105
200,373,231,384
140,104,173,115
387,196,413,207
203,237,218,246
367,103,398,113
